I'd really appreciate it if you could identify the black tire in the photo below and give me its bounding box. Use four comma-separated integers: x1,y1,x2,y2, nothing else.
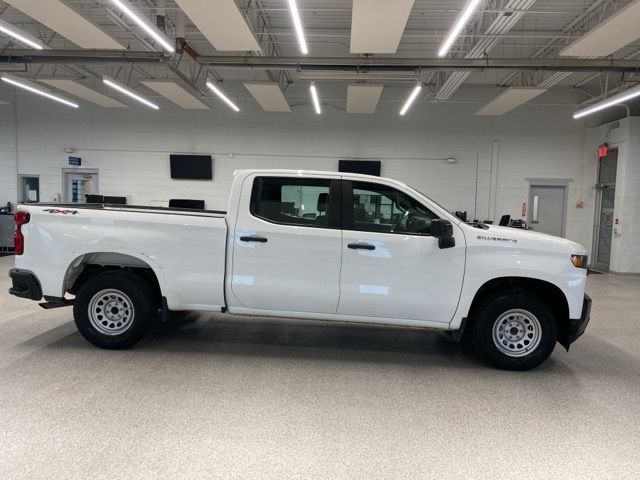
472,291,557,371
73,270,156,349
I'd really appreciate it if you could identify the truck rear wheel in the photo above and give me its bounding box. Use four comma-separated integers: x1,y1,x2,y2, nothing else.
472,291,557,370
73,271,155,349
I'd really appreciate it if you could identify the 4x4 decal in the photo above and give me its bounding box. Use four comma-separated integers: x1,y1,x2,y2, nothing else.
43,209,79,215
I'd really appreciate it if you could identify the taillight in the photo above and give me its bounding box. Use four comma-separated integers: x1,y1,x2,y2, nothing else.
14,211,30,255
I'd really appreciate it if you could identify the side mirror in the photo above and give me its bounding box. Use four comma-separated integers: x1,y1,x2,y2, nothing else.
430,219,455,249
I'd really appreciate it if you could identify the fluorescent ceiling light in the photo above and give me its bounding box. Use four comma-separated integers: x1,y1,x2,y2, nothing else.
103,76,159,110
141,81,209,110
1,75,78,108
4,0,123,49
287,0,308,54
347,85,383,114
561,0,640,57
243,82,291,112
399,83,422,115
174,0,260,51
475,87,547,116
573,84,640,119
206,82,240,112
310,82,321,114
0,18,47,49
350,0,414,53
109,0,174,52
438,0,483,57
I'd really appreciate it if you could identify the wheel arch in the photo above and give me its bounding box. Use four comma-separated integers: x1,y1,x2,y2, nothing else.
64,252,163,303
466,276,571,349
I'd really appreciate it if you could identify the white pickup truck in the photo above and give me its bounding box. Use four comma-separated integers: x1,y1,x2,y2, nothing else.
9,169,591,370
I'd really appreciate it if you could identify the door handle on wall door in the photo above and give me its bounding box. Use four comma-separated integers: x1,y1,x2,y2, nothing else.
240,235,268,243
348,242,375,250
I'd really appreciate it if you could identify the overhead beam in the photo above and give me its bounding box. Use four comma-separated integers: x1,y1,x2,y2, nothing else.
194,55,640,73
0,50,166,64
1,50,639,74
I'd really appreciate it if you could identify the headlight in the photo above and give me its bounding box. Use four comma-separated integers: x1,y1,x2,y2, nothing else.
571,254,588,269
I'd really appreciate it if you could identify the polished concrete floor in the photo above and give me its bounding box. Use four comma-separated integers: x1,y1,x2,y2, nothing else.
0,255,638,480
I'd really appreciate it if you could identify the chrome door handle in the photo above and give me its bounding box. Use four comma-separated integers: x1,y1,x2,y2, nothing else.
348,242,375,250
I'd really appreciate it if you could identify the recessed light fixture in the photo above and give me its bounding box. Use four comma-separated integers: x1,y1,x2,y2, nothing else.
108,0,175,52
103,76,159,110
1,75,79,108
438,0,483,57
0,19,47,49
399,83,422,116
206,82,240,112
573,84,640,119
287,0,308,54
310,82,321,114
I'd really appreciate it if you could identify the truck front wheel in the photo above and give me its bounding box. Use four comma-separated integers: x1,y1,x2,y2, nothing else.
73,271,155,349
472,291,557,370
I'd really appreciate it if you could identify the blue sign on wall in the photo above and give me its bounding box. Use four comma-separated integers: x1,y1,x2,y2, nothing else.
69,156,82,166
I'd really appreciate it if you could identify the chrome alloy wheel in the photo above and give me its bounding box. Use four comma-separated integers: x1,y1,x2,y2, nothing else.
88,289,135,336
492,309,542,357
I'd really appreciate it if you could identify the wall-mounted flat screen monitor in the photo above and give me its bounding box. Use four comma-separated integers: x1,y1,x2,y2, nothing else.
169,199,206,210
85,194,104,203
104,196,127,205
170,154,213,180
339,160,381,176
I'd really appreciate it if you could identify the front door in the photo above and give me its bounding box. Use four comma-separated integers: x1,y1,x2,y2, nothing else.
337,180,465,323
230,174,342,314
593,148,618,272
529,185,566,237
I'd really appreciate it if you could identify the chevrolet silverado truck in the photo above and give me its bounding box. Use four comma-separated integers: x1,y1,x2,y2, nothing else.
8,169,591,370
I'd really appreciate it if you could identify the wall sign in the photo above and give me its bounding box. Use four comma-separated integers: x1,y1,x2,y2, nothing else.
68,156,82,166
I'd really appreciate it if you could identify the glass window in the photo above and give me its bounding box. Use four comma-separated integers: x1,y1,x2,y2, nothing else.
350,181,437,235
252,177,333,227
598,150,618,184
19,176,40,203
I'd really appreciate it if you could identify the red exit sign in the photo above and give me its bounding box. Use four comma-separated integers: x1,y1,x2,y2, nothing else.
598,143,608,157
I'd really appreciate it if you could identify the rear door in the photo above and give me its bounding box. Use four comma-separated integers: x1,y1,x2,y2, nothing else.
337,179,465,323
229,174,342,314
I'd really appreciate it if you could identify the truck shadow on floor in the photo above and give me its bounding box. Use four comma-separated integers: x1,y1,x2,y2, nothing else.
136,312,512,371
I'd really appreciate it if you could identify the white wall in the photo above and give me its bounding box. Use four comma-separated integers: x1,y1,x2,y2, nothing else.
0,101,17,208
1,86,598,248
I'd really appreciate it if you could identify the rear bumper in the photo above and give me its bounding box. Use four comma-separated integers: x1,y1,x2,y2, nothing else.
568,293,591,345
8,268,42,301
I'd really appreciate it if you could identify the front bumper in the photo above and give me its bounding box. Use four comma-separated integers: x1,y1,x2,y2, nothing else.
567,293,591,346
8,268,42,301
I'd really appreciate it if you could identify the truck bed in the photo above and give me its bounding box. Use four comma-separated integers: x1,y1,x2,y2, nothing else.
15,203,228,312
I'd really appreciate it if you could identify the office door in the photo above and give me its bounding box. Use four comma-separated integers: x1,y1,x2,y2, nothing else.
529,185,566,237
